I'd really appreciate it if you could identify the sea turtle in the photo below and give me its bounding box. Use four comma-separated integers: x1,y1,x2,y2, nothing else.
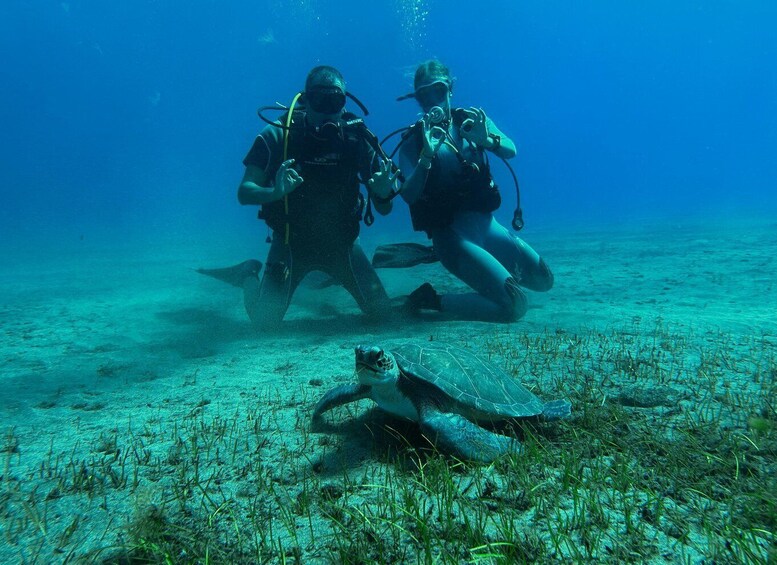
312,343,571,463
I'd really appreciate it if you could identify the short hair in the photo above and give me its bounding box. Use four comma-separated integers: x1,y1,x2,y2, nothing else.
414,59,452,91
305,66,345,92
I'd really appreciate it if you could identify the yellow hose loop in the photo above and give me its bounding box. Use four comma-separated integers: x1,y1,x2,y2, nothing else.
282,92,302,245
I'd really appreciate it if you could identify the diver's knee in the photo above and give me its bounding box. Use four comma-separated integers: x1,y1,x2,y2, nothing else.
242,277,265,329
535,257,554,292
242,275,261,308
243,263,287,330
502,276,528,322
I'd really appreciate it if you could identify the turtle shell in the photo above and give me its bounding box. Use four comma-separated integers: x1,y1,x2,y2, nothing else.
392,343,543,418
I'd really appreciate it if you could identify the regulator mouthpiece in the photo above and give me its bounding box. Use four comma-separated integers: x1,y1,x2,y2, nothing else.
427,106,446,125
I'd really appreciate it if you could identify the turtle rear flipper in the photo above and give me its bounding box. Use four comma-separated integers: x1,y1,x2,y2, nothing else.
541,399,572,421
419,409,521,463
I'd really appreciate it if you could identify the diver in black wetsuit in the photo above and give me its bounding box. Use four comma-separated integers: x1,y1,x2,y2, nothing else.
201,66,398,329
397,60,554,322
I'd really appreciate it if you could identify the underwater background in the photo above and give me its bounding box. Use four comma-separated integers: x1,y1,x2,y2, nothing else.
2,0,775,256
1,1,776,563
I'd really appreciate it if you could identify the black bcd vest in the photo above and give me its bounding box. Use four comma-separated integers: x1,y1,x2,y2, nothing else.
409,109,501,235
260,112,368,247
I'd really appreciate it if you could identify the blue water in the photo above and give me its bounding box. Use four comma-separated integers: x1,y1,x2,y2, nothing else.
1,1,775,253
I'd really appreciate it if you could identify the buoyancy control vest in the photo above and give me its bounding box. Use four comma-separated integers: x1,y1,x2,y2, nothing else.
408,109,502,236
259,112,368,248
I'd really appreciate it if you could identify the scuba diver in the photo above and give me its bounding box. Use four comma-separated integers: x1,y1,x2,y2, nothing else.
198,66,398,329
391,59,554,322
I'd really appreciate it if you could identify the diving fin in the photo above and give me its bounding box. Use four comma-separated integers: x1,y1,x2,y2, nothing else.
371,243,438,269
196,259,262,288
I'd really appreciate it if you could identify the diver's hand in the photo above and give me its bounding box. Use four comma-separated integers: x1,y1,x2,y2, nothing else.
460,107,490,147
367,159,399,200
274,159,304,196
419,115,446,166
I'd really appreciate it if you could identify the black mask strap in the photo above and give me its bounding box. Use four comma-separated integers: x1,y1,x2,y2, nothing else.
346,92,370,116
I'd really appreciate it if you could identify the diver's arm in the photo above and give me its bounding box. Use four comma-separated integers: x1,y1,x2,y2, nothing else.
238,160,303,205
239,125,299,205
237,165,276,205
483,118,516,160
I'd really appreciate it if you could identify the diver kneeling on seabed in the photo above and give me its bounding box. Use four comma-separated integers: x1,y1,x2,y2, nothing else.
375,59,554,323
197,65,399,329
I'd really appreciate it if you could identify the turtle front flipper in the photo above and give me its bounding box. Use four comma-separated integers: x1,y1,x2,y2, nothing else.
312,384,371,420
419,408,521,463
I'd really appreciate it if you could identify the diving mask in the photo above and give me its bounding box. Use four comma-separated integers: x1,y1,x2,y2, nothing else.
306,87,346,114
414,81,450,109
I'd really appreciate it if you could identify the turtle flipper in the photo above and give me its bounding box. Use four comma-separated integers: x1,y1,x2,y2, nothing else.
419,410,521,463
312,384,371,420
542,399,572,421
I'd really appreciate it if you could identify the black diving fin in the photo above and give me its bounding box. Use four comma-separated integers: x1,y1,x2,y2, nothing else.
309,243,440,290
195,259,262,288
371,243,438,268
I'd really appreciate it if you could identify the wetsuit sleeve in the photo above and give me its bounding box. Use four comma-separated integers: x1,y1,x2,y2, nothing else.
484,116,516,158
486,117,510,143
242,122,285,177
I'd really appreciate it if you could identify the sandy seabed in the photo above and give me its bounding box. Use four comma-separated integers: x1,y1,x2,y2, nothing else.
1,218,775,563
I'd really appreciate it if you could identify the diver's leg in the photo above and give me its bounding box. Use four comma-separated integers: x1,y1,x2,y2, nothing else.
431,225,527,322
482,217,554,292
327,241,392,322
244,239,304,330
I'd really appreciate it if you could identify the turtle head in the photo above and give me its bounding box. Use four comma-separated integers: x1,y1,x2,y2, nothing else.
355,345,399,386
